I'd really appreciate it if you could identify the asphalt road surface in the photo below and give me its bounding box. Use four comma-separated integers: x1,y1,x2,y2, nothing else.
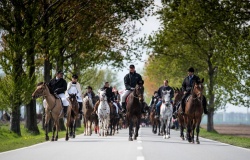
0,127,249,160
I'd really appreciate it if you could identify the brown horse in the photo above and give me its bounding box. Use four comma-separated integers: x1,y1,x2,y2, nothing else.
126,81,144,141
82,96,94,136
66,94,79,140
173,88,185,140
183,78,204,144
108,103,119,136
149,105,160,135
32,82,62,141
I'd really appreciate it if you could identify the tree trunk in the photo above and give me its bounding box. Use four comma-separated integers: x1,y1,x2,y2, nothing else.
25,99,39,134
207,56,215,132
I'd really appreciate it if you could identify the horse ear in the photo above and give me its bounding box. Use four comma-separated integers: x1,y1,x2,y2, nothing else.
201,78,204,83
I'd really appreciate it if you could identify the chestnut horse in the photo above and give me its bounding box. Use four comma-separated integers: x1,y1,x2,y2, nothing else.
174,88,186,140
184,78,204,144
126,81,144,141
82,96,94,136
32,82,62,141
66,94,79,140
149,103,160,135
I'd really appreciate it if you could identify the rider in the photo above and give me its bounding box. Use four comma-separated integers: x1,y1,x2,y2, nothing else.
181,67,208,115
93,82,119,118
66,74,83,115
155,79,174,118
83,86,96,103
48,70,68,118
149,91,159,108
113,87,122,111
121,64,145,113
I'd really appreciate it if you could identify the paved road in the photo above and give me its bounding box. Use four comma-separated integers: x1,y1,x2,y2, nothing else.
0,127,249,160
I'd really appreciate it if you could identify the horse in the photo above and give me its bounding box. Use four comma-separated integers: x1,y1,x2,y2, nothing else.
108,103,119,136
173,88,186,140
160,90,173,139
97,90,110,137
126,81,144,141
149,101,161,135
82,96,94,136
65,94,79,140
184,78,204,144
32,82,62,141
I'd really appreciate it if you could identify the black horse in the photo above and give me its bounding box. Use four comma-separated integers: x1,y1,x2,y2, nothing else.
126,80,144,141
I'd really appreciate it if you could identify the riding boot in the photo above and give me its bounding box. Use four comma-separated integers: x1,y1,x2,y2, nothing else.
78,102,83,114
63,106,68,118
121,102,126,113
202,96,208,114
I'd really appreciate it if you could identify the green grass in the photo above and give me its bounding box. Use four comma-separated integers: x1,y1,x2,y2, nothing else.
0,123,84,153
199,128,250,149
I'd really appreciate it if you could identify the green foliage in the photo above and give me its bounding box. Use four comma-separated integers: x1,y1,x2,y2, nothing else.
145,0,250,111
200,128,250,149
0,123,84,152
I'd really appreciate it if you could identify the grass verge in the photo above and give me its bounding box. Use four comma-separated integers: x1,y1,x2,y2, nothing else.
0,123,84,153
199,128,250,149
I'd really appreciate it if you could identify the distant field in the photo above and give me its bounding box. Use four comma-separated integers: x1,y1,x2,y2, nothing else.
201,124,250,138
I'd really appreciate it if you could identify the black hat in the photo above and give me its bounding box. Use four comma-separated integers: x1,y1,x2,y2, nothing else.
86,86,92,90
72,74,78,79
129,64,135,68
188,67,194,72
56,70,64,74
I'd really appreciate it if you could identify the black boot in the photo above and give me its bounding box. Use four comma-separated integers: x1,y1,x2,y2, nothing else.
121,102,126,113
202,96,208,114
78,102,83,114
63,106,68,118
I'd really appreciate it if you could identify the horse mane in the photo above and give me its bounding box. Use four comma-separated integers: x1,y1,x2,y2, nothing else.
37,82,53,94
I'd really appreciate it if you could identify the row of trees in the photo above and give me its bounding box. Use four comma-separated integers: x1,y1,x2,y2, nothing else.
0,0,154,135
144,0,249,131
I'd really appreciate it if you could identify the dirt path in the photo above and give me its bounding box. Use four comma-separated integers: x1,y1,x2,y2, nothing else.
201,124,250,138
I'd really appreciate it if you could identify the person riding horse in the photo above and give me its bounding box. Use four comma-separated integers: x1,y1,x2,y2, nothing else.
121,64,145,113
181,67,208,115
47,70,69,118
93,82,119,118
155,79,174,118
149,91,160,108
66,74,83,116
83,86,96,103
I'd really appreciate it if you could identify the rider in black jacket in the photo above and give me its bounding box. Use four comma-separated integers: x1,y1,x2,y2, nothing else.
181,67,208,115
121,65,144,113
48,70,68,117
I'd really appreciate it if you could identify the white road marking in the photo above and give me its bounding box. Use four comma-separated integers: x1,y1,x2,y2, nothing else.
137,156,145,160
137,146,143,150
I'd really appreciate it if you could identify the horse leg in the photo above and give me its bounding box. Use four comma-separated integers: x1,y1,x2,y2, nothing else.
51,121,56,141
73,119,76,138
167,118,171,138
55,120,59,141
186,121,192,143
44,122,49,141
196,119,201,144
158,121,161,136
65,118,69,141
128,119,133,141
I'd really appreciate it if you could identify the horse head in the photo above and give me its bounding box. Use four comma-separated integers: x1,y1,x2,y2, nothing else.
173,87,184,106
32,82,48,99
99,89,107,101
134,80,144,103
162,90,171,104
192,78,204,99
83,96,93,109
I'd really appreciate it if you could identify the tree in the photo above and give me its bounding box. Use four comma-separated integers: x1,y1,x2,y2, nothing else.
145,0,250,131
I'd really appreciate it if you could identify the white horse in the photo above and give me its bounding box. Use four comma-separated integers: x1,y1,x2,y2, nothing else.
160,90,173,139
97,89,110,137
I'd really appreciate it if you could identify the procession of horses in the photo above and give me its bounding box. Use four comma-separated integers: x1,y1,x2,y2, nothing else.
31,77,205,144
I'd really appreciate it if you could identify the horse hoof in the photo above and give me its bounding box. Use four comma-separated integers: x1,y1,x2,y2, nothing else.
163,136,166,139
45,136,49,141
196,141,200,144
128,137,133,141
167,135,170,139
51,138,54,142
65,137,69,141
73,135,75,138
134,137,137,140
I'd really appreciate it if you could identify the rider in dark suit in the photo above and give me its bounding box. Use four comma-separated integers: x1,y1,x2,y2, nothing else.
181,67,208,115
